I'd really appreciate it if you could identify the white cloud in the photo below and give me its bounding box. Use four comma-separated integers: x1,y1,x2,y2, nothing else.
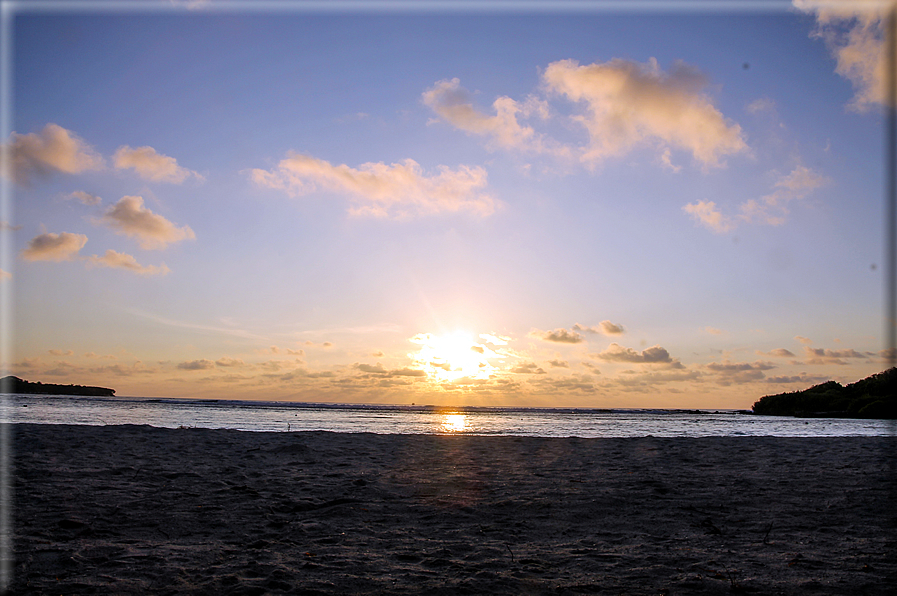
4,123,104,184
683,200,735,233
98,196,195,249
251,152,498,219
113,145,203,183
542,58,747,167
794,0,891,112
67,191,102,206
739,165,829,225
20,232,88,262
423,78,564,156
86,249,170,276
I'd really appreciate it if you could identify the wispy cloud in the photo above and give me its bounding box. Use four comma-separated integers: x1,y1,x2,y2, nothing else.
113,145,204,183
573,321,625,336
66,191,102,206
98,196,195,249
251,152,498,219
4,123,104,184
86,249,170,276
685,165,828,232
423,78,564,156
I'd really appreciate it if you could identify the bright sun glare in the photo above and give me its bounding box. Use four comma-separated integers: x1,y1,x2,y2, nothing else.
410,331,496,382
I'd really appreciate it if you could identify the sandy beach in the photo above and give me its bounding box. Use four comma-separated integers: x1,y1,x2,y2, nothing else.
10,423,897,594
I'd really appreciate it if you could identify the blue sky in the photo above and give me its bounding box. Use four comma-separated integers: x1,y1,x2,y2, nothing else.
1,1,892,407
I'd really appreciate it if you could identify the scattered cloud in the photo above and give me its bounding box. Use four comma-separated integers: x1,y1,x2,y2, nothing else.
683,200,735,233
177,359,215,370
251,152,498,219
802,346,873,365
113,145,203,183
85,249,171,276
215,357,245,367
66,191,102,206
0,269,9,282
704,327,725,335
529,328,585,344
686,165,828,232
573,321,625,336
548,359,569,368
705,360,776,385
594,343,676,364
795,335,813,345
423,78,563,155
509,362,546,374
794,0,891,111
4,123,104,184
757,348,796,358
746,97,776,114
0,221,22,231
48,349,74,356
20,231,88,262
354,362,427,378
740,165,829,225
98,196,195,249
542,58,747,167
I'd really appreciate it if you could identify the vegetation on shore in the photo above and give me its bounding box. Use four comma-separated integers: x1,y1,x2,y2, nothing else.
752,368,897,419
0,376,115,397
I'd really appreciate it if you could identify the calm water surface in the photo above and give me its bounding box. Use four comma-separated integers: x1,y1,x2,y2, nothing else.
5,394,895,437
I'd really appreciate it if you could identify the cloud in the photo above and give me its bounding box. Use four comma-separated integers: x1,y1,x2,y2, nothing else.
795,335,813,345
85,249,170,276
177,359,215,370
354,362,427,377
0,269,9,282
529,328,585,344
542,58,747,167
739,165,829,225
573,321,625,336
113,145,203,183
20,232,88,262
4,123,104,184
705,360,775,385
594,343,674,364
422,78,563,155
0,221,22,231
48,349,74,356
794,0,891,111
66,191,102,206
98,196,195,249
509,362,546,374
548,359,569,368
215,357,245,367
704,327,725,335
683,200,735,233
251,153,498,219
686,165,828,233
802,346,872,365
757,348,796,358
480,333,510,345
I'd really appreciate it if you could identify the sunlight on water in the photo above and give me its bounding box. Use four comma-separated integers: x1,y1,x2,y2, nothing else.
439,413,467,433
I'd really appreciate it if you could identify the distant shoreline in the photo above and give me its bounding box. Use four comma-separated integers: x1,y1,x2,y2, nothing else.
0,376,115,397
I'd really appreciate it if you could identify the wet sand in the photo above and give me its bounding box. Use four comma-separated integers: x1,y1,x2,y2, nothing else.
10,423,897,594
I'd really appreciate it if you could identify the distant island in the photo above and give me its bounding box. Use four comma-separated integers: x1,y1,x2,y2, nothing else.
752,367,897,419
0,376,115,397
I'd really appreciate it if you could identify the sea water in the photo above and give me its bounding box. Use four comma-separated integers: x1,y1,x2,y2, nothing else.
4,393,895,437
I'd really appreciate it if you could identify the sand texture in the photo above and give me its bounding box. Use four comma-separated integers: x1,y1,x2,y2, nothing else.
10,423,897,595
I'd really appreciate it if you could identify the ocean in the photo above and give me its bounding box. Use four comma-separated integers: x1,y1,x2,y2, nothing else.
5,393,895,437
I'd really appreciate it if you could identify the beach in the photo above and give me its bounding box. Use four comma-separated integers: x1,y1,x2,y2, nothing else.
10,423,897,594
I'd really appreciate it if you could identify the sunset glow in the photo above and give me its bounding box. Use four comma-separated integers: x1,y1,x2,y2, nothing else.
1,2,891,409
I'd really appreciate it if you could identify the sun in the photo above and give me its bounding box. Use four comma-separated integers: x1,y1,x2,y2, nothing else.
410,331,496,381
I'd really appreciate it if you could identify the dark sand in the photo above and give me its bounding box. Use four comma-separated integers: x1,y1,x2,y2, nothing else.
10,423,897,594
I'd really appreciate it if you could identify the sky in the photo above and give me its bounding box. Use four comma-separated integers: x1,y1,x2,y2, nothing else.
1,0,893,408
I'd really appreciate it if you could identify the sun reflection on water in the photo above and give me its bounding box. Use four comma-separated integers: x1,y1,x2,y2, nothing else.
440,413,467,433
